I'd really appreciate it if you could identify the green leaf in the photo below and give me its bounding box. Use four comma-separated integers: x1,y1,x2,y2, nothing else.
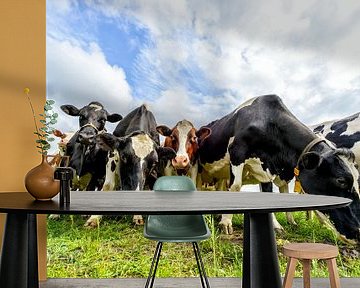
43,144,51,150
40,119,46,124
47,99,55,105
50,119,57,125
47,137,55,142
45,104,53,111
53,113,58,118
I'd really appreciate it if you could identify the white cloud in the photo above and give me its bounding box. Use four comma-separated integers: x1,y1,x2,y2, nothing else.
50,0,73,13
151,87,195,127
87,0,192,36
47,37,133,134
48,0,360,131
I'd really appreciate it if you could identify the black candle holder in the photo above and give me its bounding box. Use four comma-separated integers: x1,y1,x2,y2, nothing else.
54,167,74,207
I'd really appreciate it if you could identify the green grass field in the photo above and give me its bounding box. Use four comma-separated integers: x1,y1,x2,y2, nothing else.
47,212,360,278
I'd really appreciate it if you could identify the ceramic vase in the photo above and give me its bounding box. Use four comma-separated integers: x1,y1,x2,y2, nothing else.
24,154,60,201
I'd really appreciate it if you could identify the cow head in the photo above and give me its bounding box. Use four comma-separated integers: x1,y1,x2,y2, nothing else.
298,147,360,240
53,129,75,156
157,120,211,173
98,131,176,190
61,102,122,146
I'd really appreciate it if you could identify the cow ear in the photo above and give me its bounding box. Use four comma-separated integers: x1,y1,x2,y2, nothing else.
116,137,129,150
61,105,80,116
196,127,211,141
156,125,172,136
300,152,321,170
97,133,118,151
53,129,65,138
156,146,176,161
107,113,123,123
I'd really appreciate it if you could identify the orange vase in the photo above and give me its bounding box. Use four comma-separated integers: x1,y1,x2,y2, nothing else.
24,155,60,201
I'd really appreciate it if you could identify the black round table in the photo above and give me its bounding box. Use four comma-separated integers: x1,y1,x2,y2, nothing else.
0,191,351,288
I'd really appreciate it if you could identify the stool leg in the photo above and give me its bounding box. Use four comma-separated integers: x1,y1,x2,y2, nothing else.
301,259,311,288
326,258,341,288
283,257,297,288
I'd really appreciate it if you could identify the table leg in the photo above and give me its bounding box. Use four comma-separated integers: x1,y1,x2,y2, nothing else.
0,213,39,288
28,214,39,287
242,212,282,288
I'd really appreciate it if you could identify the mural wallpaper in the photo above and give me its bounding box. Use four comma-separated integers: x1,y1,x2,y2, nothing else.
47,0,360,147
44,1,360,240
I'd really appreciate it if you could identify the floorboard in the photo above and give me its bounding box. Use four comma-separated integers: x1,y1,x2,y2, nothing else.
40,277,360,288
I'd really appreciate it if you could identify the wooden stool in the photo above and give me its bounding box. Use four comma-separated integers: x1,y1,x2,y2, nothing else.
282,243,340,288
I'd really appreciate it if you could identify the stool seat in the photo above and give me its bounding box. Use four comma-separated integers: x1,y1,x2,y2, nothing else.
282,243,339,260
282,243,340,288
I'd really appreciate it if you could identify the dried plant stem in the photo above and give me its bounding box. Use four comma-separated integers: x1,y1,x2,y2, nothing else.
24,89,43,154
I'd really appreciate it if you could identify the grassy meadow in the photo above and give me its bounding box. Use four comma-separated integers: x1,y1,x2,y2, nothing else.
47,211,360,279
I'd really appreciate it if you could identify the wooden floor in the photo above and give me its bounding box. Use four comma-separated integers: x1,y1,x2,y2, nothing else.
40,277,360,288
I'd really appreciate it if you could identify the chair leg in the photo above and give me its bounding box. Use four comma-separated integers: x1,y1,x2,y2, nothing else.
193,242,211,288
145,242,163,288
283,257,297,288
326,258,341,288
302,259,311,288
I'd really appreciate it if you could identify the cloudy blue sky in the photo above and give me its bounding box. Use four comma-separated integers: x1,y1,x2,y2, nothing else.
47,0,360,135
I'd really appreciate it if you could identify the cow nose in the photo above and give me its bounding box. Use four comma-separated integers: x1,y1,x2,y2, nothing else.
172,155,189,169
78,131,96,145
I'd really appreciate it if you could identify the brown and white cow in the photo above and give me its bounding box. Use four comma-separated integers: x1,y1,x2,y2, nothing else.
47,129,74,167
156,120,211,185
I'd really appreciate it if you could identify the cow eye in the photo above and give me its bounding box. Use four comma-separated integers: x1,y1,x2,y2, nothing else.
336,177,348,188
120,154,127,163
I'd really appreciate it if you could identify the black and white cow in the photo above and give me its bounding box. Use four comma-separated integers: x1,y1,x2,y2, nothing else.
101,104,166,191
312,112,360,166
84,105,176,227
197,95,360,240
310,112,360,240
99,131,175,191
61,101,123,190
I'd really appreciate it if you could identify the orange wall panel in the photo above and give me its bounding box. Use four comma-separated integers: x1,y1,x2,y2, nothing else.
0,0,47,280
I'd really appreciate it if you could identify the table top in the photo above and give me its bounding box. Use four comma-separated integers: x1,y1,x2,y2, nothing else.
0,191,351,215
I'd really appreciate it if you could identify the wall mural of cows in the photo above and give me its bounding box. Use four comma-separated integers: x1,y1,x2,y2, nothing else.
53,95,360,242
85,104,176,227
157,95,360,241
310,112,360,241
61,101,123,190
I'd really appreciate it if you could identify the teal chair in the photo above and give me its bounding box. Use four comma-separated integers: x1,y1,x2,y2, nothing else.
144,176,211,288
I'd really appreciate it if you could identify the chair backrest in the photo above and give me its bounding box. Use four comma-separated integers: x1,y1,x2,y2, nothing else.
153,176,196,192
145,176,210,242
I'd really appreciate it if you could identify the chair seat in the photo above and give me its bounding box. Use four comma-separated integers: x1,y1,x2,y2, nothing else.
144,214,211,242
144,176,211,288
282,243,339,260
282,243,340,288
